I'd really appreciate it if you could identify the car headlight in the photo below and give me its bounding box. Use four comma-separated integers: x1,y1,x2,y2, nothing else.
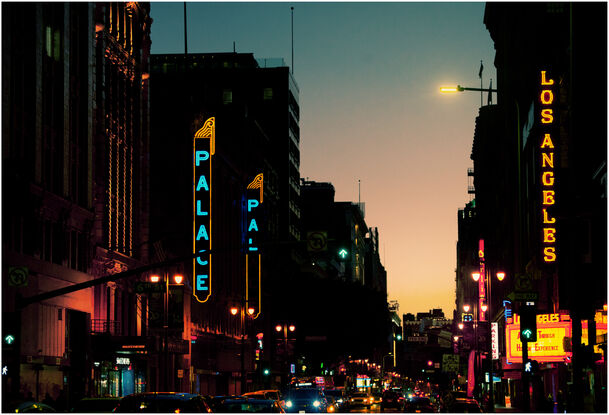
313,400,320,407
286,401,293,408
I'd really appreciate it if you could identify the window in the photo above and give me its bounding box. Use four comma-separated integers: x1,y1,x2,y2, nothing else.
222,89,233,105
263,88,273,100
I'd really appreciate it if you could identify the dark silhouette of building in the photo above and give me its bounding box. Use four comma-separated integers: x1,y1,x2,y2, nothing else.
149,52,301,394
2,2,152,408
452,2,607,412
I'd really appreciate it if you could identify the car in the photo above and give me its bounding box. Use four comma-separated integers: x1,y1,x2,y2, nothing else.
449,398,483,413
9,401,56,412
283,388,328,413
206,395,247,412
70,397,121,412
243,390,281,401
347,392,374,409
405,396,435,413
113,392,212,413
323,389,346,410
380,390,404,411
371,392,383,405
214,398,285,413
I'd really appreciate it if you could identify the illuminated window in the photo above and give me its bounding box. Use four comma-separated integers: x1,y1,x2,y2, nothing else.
222,89,232,105
263,88,273,100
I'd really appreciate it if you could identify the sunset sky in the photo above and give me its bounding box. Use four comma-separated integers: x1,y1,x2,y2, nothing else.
150,2,497,316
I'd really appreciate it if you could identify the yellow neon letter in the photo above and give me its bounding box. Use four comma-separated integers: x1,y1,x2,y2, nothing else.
540,90,554,105
542,171,555,186
543,208,556,224
543,228,557,243
540,134,555,149
544,247,557,262
541,109,554,124
543,190,555,205
541,71,554,85
542,152,554,168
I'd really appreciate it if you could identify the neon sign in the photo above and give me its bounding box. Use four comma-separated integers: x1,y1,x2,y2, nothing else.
478,239,486,321
540,70,557,262
506,313,572,363
245,173,263,318
193,117,215,302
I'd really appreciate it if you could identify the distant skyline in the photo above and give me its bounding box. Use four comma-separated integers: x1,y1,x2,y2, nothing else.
150,1,497,316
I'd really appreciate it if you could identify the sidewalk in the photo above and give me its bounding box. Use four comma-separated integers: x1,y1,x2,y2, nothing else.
494,404,522,413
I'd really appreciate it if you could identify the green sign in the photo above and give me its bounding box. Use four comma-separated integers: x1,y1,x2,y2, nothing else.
8,267,28,287
4,335,15,345
338,249,348,259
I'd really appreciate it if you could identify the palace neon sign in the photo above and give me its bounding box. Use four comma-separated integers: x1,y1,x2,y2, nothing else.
540,70,557,262
193,117,215,302
245,173,263,318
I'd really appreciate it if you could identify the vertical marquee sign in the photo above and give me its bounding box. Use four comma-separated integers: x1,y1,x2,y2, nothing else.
478,239,486,321
245,173,263,318
193,117,215,303
539,71,557,263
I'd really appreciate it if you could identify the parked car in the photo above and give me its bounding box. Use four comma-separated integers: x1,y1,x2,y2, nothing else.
113,392,212,413
448,398,483,413
214,398,285,413
347,392,374,409
70,397,121,412
9,401,56,412
283,388,328,413
206,395,246,412
243,390,283,407
405,396,435,413
380,390,405,411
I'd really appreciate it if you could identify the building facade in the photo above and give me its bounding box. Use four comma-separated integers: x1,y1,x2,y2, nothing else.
2,2,152,409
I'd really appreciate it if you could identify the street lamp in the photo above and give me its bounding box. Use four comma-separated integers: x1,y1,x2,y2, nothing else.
230,304,256,394
150,272,184,391
275,323,296,385
381,353,393,385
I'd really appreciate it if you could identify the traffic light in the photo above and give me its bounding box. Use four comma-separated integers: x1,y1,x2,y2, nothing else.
337,248,349,260
524,359,539,374
520,304,537,342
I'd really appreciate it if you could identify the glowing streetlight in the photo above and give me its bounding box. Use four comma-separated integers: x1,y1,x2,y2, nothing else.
496,272,506,281
150,274,160,283
472,272,481,282
481,304,488,313
458,323,464,330
230,307,239,316
463,305,471,313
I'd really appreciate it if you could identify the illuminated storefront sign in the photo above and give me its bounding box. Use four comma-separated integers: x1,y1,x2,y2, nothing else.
582,310,607,355
491,322,499,360
539,70,557,263
506,313,572,363
193,117,215,302
245,173,263,318
478,239,486,320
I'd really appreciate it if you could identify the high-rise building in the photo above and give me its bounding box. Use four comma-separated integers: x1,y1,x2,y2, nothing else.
149,53,300,394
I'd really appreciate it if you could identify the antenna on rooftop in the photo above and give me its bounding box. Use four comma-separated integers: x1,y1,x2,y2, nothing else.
291,6,294,74
184,2,188,55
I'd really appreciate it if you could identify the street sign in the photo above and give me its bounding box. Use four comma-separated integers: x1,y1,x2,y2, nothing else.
514,274,533,292
442,354,459,373
134,281,165,294
507,291,539,301
307,231,328,252
8,267,28,287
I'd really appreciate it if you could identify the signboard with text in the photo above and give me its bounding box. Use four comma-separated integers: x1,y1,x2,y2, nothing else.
506,313,572,363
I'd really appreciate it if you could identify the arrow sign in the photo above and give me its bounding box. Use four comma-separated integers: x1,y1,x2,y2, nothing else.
338,249,348,259
521,329,533,340
4,335,15,345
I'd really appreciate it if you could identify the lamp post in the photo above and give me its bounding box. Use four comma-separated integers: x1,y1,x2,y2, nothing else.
231,304,256,394
275,323,295,385
151,272,184,391
381,353,393,386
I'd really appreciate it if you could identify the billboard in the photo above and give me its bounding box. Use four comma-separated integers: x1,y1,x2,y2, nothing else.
505,313,572,363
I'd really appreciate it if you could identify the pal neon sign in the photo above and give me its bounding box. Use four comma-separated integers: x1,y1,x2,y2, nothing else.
245,173,263,318
193,117,215,302
539,70,557,263
506,313,572,363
